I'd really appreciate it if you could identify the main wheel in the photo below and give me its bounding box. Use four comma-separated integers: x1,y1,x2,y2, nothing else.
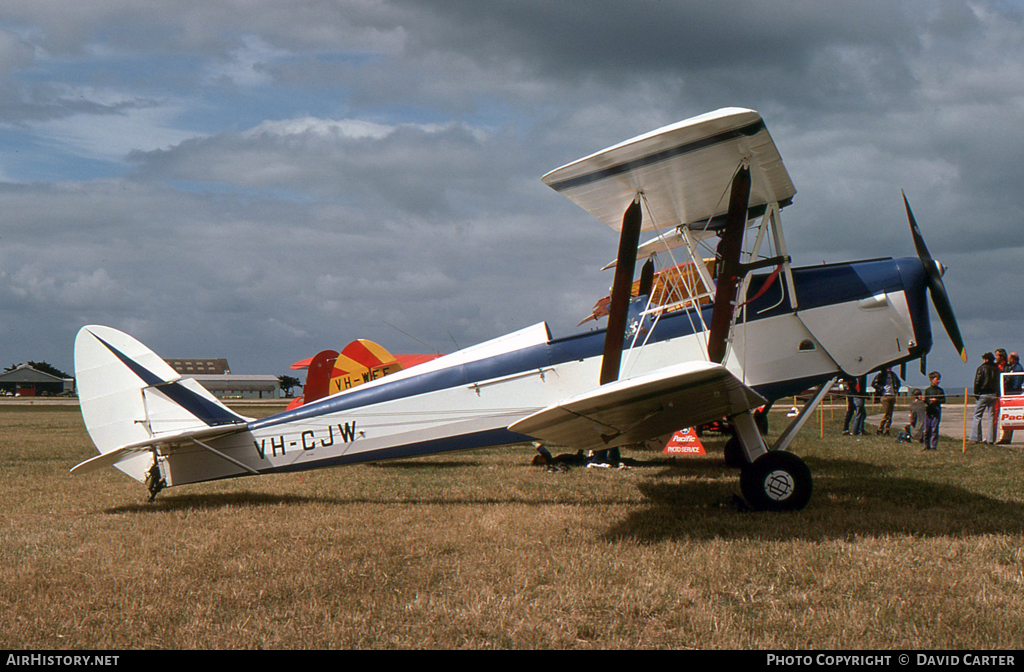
740,451,812,511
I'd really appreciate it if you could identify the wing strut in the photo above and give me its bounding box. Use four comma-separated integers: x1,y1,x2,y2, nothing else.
599,195,643,385
707,164,751,364
768,377,838,453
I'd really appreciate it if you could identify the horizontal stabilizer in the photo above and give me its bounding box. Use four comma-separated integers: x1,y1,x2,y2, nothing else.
542,107,795,233
70,423,249,475
509,361,765,452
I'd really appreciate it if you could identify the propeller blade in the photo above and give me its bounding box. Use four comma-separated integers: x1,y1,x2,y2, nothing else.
928,274,967,362
599,196,643,385
903,189,934,268
902,190,967,363
707,165,751,364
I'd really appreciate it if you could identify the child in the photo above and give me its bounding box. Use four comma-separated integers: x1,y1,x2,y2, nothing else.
923,371,945,451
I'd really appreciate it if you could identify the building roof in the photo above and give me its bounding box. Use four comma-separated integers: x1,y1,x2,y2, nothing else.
0,364,73,384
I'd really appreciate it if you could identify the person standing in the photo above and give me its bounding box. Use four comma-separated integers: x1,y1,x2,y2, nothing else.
1006,352,1024,394
872,366,901,435
842,374,867,436
923,371,945,451
970,352,999,444
842,376,857,435
852,376,867,436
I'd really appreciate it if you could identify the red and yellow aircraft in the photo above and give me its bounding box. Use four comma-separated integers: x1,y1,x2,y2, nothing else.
287,340,439,410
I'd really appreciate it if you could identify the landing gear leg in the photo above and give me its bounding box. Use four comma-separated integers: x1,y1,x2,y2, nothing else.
723,406,771,467
730,410,768,463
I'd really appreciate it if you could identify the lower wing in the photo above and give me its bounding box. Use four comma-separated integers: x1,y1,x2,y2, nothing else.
509,361,765,452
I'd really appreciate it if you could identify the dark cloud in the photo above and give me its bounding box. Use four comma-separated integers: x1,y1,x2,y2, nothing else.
0,0,1022,389
397,1,905,71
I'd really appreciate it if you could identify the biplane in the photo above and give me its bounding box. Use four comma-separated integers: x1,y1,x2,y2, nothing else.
71,108,966,510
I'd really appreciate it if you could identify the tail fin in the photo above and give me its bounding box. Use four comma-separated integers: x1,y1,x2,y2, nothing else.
74,325,249,481
329,339,404,394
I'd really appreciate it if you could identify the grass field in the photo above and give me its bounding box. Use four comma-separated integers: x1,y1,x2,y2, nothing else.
2,401,1023,649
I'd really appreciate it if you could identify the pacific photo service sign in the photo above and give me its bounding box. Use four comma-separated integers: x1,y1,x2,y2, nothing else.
663,427,706,455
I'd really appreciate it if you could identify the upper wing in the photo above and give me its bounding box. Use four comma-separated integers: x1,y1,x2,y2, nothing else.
541,107,795,233
508,361,765,452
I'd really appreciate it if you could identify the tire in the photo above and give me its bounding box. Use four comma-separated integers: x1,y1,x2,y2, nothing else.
740,451,813,511
723,435,749,468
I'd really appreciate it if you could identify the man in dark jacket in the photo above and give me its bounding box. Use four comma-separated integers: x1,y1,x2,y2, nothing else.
970,352,999,443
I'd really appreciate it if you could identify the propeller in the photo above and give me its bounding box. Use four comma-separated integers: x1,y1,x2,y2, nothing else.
599,195,644,386
902,190,967,364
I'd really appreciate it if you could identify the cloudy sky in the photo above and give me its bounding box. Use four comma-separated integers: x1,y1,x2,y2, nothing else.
1,1,1022,390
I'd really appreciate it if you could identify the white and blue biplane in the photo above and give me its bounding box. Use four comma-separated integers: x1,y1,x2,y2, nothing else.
71,108,966,510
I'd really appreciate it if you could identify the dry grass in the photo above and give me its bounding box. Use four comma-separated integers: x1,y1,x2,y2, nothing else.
1,402,1023,649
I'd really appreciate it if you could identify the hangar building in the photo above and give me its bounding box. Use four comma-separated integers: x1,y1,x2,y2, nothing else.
164,358,280,400
0,364,75,397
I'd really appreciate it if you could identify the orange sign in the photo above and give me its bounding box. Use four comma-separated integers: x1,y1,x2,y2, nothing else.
664,427,706,455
